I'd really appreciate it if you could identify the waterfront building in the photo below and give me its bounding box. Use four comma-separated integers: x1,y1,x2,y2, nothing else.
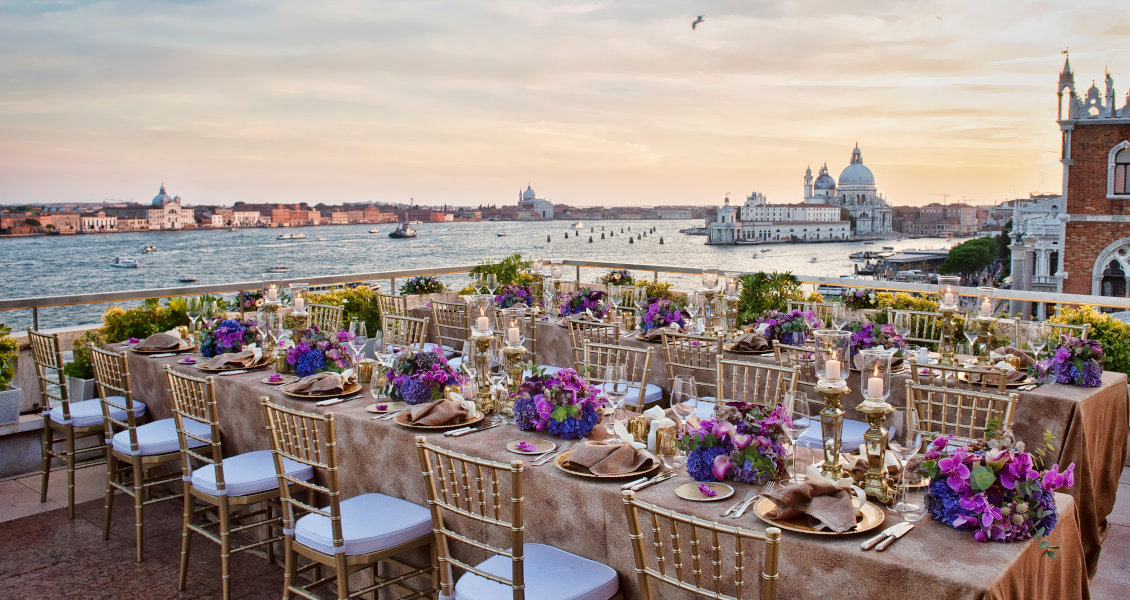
707,194,849,244
145,184,195,230
517,184,554,220
80,211,117,232
803,145,894,237
894,203,980,237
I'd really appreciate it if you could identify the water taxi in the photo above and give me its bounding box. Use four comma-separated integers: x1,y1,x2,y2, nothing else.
277,233,307,240
142,245,156,253
389,220,418,239
266,265,290,273
112,257,139,268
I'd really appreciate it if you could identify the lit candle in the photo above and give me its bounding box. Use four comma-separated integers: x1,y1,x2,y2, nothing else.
980,298,991,317
718,274,727,291
825,359,841,381
267,285,277,301
294,296,305,313
942,286,954,307
552,266,562,279
476,308,489,332
507,327,520,345
727,281,737,296
866,364,883,398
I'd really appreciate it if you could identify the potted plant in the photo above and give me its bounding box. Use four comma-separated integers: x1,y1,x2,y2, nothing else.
62,330,104,401
0,324,21,425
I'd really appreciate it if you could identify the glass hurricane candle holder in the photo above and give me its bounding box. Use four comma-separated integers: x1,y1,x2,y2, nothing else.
977,287,997,318
937,275,961,310
701,268,719,291
288,282,308,314
859,348,892,407
813,329,850,386
467,294,496,336
501,307,526,349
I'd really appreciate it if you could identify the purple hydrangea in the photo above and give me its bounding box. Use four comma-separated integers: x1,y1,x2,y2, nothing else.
295,348,325,377
686,446,729,482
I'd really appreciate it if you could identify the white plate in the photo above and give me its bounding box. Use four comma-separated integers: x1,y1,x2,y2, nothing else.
367,401,407,414
674,482,735,502
506,440,557,455
262,374,299,385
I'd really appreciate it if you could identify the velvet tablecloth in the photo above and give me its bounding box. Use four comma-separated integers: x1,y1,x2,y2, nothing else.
123,348,1092,600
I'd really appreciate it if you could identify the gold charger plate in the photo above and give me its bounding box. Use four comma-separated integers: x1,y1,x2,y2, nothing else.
506,440,557,455
393,410,485,430
261,374,299,385
675,482,734,502
367,401,407,414
751,496,885,536
956,372,1034,388
194,358,273,373
552,448,660,480
132,344,196,355
282,380,363,400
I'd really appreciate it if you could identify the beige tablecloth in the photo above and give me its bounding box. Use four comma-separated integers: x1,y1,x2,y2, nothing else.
122,346,1091,599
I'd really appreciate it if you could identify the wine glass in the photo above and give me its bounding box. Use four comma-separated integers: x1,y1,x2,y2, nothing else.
487,347,507,424
887,409,922,473
608,285,623,317
895,476,929,523
832,303,848,331
657,429,687,471
782,392,811,483
684,291,700,324
602,364,630,439
1025,321,1047,360
962,311,980,357
892,312,912,344
186,296,203,340
486,273,499,295
633,293,649,333
348,319,368,364
670,376,699,425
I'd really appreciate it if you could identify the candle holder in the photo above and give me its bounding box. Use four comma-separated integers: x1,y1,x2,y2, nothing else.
938,305,958,366
975,315,995,364
471,331,497,415
502,345,525,391
858,348,892,408
814,381,849,480
856,400,896,504
701,288,717,336
813,329,850,385
467,294,496,336
501,308,526,350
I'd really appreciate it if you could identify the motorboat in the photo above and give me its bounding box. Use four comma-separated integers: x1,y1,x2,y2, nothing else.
760,248,771,253
882,246,895,252
369,228,380,234
570,221,582,229
178,276,197,283
389,220,418,239
142,245,156,253
266,265,290,273
112,257,139,268
810,257,818,263
496,232,508,237
277,233,307,240
317,237,327,241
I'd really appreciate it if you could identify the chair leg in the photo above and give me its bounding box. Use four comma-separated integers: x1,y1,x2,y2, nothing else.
132,461,145,562
178,486,194,591
103,452,115,542
265,500,275,564
65,427,76,520
335,554,349,600
220,496,232,600
281,536,296,600
40,420,52,504
370,563,378,600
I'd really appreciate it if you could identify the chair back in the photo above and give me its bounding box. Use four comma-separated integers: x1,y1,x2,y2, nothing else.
381,314,429,350
89,345,143,452
1045,321,1090,342
26,328,71,419
904,381,1018,447
308,303,345,333
887,308,945,348
554,280,581,295
432,300,470,356
260,399,345,555
772,341,818,390
715,357,798,409
414,437,526,600
787,300,835,326
908,359,1008,394
583,342,656,411
164,367,227,494
495,306,538,361
377,293,409,318
621,490,781,600
566,319,620,369
661,331,721,400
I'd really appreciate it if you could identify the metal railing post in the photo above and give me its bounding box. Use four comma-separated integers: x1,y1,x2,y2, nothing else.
575,265,580,284
32,307,38,330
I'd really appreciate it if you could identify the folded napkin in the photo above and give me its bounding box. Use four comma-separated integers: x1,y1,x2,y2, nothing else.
968,362,1025,386
640,327,668,342
994,346,1036,368
564,441,657,475
206,349,258,369
729,332,770,353
407,398,471,426
290,370,356,395
136,332,185,351
763,481,860,533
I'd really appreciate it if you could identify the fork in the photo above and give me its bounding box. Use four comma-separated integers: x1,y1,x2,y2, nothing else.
731,481,775,519
533,441,576,466
721,489,755,517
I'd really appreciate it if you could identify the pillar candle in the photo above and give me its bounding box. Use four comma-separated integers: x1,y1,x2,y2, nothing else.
825,359,840,381
294,296,304,313
980,299,991,316
867,375,883,398
507,327,520,345
476,316,490,332
943,291,954,306
267,285,277,301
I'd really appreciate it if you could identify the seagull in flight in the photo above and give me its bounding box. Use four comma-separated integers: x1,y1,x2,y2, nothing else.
692,15,704,30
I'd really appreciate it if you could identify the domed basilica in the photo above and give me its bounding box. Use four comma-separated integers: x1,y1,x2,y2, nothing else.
803,144,893,236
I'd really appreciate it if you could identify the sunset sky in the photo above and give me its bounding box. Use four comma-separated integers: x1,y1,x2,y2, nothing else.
1,0,1128,208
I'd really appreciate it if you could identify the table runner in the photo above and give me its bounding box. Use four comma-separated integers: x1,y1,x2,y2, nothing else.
122,348,1090,599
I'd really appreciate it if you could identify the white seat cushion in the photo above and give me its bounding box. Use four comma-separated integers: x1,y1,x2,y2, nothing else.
798,418,870,451
294,493,431,556
423,343,456,358
112,417,211,457
191,449,313,497
50,397,146,428
454,543,618,600
601,382,663,406
693,396,719,419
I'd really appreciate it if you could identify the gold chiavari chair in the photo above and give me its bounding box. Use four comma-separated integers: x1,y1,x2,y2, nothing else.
166,367,312,600
772,341,818,391
567,319,621,370
662,331,722,416
908,359,1009,394
382,314,430,351
787,300,836,325
30,328,144,519
433,300,470,354
91,345,178,562
904,381,1019,447
554,280,581,295
377,293,409,318
415,437,621,600
262,400,435,600
583,342,660,411
887,308,945,348
1045,321,1090,342
715,356,798,409
621,490,782,600
309,302,345,333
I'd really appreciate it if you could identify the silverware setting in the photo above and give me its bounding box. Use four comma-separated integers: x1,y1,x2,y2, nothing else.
860,522,915,551
730,481,775,519
532,441,576,466
628,471,675,492
722,489,756,517
448,423,501,437
375,408,409,420
315,393,362,407
218,369,249,376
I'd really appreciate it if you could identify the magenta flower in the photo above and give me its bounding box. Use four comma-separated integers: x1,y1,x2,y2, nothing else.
711,455,731,480
698,483,717,497
731,433,753,450
1042,463,1075,490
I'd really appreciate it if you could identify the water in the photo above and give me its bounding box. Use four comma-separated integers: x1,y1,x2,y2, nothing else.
0,220,950,330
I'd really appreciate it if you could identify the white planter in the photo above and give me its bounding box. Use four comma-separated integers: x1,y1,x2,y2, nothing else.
0,388,21,425
67,377,98,402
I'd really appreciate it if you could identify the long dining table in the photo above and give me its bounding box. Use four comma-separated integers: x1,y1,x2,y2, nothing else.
122,344,1091,600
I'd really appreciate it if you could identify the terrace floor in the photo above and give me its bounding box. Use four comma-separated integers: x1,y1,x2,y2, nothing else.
1,463,1128,599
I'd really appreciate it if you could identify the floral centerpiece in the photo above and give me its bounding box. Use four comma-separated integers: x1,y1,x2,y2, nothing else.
599,269,636,286
843,321,906,359
400,275,446,295
1034,336,1103,387
922,430,1074,545
495,284,537,309
512,368,606,439
756,309,822,346
383,347,464,405
286,326,355,377
844,289,877,310
558,288,606,319
677,401,790,485
641,297,686,331
237,290,264,311
199,318,263,358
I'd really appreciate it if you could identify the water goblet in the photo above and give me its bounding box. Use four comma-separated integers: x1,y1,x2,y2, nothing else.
782,392,811,483
486,273,498,295
1025,321,1047,360
603,364,630,439
633,294,649,332
186,296,203,341
887,408,922,471
348,319,368,364
832,303,848,331
893,311,912,342
670,376,699,425
962,311,980,357
895,475,929,523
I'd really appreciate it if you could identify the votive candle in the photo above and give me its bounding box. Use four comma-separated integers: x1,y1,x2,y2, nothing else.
267,285,277,301
980,298,991,316
867,375,883,399
294,296,305,313
507,327,520,345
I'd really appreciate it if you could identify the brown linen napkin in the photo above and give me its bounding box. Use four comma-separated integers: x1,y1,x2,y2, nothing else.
995,346,1036,368
290,372,347,395
407,399,471,426
969,367,1026,386
763,481,859,533
640,328,667,342
729,332,769,353
564,441,657,475
136,332,185,351
206,351,256,369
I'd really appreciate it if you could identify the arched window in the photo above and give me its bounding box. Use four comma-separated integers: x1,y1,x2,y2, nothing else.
1114,147,1130,195
1101,260,1126,298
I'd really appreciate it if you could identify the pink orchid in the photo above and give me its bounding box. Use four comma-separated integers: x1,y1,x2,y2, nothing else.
712,421,736,439
731,433,753,450
711,455,731,481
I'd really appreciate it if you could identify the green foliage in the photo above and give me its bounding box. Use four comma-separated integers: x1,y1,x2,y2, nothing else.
24,218,41,227
460,254,534,294
736,272,803,325
399,276,446,295
970,465,996,491
62,329,105,380
1049,305,1130,375
939,236,999,275
869,292,941,324
0,324,18,390
100,299,190,343
633,281,686,304
307,286,382,333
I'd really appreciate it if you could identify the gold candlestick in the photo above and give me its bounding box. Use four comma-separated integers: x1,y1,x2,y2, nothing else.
814,381,849,480
702,289,717,336
975,316,994,364
502,346,525,390
472,332,496,415
938,306,958,366
856,401,896,504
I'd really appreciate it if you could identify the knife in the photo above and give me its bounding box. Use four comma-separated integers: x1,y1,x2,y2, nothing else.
444,426,472,437
620,477,649,490
861,522,912,551
315,394,361,407
450,423,500,437
630,471,675,491
875,523,914,551
219,369,248,376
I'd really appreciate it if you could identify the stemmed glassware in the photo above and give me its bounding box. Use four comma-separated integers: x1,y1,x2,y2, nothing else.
347,319,368,365
488,346,507,424
1025,321,1047,360
486,273,499,296
670,376,699,425
633,293,649,333
782,392,812,483
832,303,848,331
186,296,203,342
684,292,701,332
603,364,630,440
890,408,926,522
962,310,981,357
892,312,912,344
608,285,623,322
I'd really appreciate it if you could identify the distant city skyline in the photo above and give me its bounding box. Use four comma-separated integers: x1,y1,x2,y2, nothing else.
1,1,1127,207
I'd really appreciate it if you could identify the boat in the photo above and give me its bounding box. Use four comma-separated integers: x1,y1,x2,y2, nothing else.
266,265,290,273
570,221,582,229
178,276,197,283
760,248,771,253
389,220,418,239
316,237,327,241
882,246,895,252
142,245,156,253
810,257,818,263
863,241,875,245
369,229,380,234
496,232,508,237
111,257,139,268
229,227,238,232
276,233,307,240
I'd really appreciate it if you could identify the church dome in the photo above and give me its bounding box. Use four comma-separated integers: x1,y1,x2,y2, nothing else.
522,185,536,200
152,184,174,207
814,165,836,190
838,145,875,187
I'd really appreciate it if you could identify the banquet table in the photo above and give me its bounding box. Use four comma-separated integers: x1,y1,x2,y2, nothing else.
121,347,1092,600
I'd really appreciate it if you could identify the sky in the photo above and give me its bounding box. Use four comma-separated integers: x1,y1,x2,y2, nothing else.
1,0,1128,209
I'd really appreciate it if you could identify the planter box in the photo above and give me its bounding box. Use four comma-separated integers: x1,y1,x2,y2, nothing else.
404,291,462,311
67,377,98,402
0,387,21,425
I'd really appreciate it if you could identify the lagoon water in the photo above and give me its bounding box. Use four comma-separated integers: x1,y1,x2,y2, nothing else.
0,220,951,330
